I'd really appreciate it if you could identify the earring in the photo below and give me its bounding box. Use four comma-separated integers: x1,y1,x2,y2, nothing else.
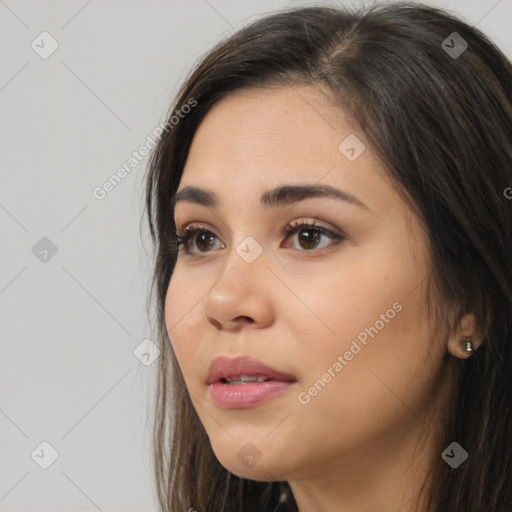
459,336,474,355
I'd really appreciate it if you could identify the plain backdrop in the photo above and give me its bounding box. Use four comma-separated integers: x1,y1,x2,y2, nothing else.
1,1,511,511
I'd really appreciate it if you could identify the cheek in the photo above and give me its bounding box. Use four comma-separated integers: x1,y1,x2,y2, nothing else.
287,247,420,359
164,271,206,381
301,282,434,409
292,242,435,404
286,302,438,475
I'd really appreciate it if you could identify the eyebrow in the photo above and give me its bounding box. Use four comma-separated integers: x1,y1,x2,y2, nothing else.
171,183,369,210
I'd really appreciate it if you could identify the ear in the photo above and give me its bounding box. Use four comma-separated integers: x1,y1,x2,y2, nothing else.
446,312,484,359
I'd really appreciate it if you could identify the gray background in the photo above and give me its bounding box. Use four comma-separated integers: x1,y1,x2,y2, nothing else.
1,0,510,511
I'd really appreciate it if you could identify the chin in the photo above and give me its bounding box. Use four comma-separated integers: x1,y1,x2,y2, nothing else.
217,456,286,482
210,437,291,482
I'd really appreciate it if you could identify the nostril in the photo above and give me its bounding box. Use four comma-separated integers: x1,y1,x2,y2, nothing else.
209,318,222,330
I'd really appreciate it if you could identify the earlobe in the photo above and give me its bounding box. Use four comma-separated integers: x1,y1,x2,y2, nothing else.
458,336,474,357
447,312,483,359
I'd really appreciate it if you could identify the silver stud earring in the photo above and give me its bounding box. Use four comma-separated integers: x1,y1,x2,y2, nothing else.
459,336,474,355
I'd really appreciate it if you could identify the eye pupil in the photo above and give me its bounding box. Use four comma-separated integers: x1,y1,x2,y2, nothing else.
196,232,215,252
298,229,320,249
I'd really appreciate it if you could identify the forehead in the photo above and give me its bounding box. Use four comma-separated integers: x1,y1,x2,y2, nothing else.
178,85,396,215
184,85,344,172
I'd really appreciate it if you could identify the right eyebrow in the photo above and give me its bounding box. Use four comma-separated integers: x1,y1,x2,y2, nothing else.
171,183,369,211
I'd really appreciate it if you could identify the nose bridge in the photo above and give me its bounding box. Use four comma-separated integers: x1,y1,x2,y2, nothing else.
213,233,267,296
202,235,272,328
232,231,265,266
217,206,268,271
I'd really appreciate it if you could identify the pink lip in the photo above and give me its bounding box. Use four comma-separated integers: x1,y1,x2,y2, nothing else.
206,356,297,409
206,356,296,384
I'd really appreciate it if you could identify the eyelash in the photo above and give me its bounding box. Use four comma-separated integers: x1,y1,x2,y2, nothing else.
173,219,344,255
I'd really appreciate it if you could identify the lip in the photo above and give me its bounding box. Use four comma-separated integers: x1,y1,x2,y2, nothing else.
206,356,297,409
206,356,296,384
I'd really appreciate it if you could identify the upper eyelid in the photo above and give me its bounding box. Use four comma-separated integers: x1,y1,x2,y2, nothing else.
176,222,219,237
175,219,338,237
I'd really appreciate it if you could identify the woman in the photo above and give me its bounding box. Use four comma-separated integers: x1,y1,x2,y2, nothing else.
145,3,512,511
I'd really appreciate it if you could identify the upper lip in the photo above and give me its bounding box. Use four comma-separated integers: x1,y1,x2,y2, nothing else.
206,356,297,384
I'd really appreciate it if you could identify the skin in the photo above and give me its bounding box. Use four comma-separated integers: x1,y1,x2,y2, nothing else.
164,85,481,512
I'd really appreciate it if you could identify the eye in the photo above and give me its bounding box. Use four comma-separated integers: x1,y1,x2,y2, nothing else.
173,220,344,256
282,219,344,252
174,224,225,255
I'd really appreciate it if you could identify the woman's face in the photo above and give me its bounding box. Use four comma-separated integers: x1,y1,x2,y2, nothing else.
165,85,451,483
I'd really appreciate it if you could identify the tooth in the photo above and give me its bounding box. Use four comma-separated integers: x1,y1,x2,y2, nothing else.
240,375,259,382
224,375,269,384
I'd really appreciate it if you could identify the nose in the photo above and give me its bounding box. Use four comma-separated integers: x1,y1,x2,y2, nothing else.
201,255,275,331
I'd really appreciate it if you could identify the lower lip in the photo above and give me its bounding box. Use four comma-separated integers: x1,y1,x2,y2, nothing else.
210,380,295,409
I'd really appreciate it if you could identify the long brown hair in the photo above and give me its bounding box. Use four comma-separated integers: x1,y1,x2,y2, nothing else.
144,3,512,511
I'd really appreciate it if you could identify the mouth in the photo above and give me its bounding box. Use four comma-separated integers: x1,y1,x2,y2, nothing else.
220,375,275,385
206,355,296,385
206,356,297,409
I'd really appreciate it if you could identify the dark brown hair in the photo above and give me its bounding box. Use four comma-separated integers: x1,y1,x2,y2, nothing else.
144,3,512,511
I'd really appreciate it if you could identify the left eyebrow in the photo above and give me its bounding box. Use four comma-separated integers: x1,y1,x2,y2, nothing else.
171,183,369,211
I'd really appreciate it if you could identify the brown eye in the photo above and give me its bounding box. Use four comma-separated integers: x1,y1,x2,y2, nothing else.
175,226,224,255
195,232,215,252
283,221,344,252
297,229,322,250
